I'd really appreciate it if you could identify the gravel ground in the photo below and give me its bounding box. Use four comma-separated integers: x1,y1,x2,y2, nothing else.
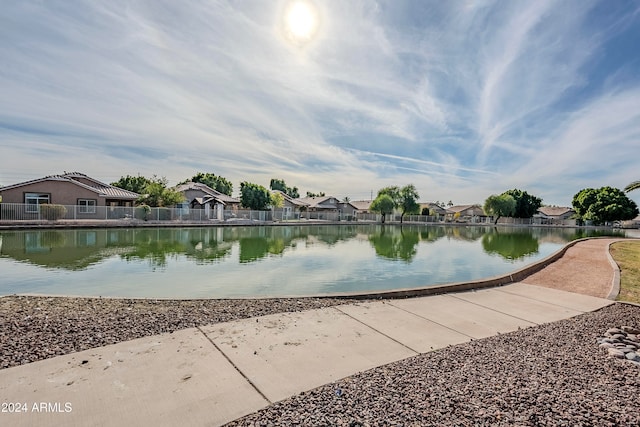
2,296,639,426
227,303,640,427
0,295,357,369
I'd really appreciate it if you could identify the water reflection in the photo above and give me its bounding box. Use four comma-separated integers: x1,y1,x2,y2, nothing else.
0,225,630,298
0,225,628,271
481,229,539,260
368,226,420,262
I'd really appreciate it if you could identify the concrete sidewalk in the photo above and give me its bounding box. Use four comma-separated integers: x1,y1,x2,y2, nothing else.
0,240,620,427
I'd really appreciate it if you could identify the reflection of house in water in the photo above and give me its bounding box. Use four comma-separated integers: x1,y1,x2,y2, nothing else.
0,230,131,270
0,229,239,270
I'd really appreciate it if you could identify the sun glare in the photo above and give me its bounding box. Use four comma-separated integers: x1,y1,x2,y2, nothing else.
283,0,319,45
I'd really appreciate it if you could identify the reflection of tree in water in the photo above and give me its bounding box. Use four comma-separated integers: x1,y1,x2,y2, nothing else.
420,226,446,242
368,226,420,262
121,229,232,267
239,237,272,263
120,230,186,268
238,225,361,262
443,226,489,241
238,227,291,263
312,225,359,245
481,229,539,260
7,225,623,272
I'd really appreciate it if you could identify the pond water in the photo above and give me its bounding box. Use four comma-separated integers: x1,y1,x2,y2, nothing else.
0,225,628,298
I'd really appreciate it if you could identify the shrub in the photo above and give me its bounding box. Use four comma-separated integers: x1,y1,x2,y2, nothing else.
40,204,67,220
135,204,151,220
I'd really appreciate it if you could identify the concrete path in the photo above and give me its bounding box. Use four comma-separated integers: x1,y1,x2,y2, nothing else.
0,239,619,427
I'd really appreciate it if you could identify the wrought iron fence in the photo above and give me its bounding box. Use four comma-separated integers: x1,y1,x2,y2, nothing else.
0,203,366,223
0,203,577,226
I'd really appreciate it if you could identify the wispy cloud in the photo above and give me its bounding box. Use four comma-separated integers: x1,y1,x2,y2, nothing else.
1,0,639,206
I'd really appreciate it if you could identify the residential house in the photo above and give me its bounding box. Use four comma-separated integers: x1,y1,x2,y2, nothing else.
421,202,447,219
0,172,139,218
621,214,640,229
534,206,576,225
270,190,309,219
349,200,373,214
174,182,240,220
296,195,359,220
445,204,485,222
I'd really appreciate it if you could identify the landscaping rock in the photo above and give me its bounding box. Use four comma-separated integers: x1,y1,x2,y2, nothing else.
227,303,640,426
608,348,626,358
3,296,640,425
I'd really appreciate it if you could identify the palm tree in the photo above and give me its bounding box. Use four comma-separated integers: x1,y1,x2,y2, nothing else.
625,181,640,193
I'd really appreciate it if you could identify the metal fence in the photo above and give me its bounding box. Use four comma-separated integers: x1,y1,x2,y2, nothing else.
0,203,365,223
0,203,579,226
0,203,249,222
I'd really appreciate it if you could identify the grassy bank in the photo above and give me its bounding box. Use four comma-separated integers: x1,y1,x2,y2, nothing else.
610,240,640,304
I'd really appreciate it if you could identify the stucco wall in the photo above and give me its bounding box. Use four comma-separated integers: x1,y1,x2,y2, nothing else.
0,181,104,206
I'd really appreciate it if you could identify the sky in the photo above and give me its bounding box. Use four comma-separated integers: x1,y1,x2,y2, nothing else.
1,0,639,207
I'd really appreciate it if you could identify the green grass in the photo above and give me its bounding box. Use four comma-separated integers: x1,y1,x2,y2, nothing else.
610,240,640,304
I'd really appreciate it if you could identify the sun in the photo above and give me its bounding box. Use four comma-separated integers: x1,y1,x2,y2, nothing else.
283,0,320,45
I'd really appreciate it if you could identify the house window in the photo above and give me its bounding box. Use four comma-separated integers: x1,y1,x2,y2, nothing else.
78,199,97,213
25,193,50,212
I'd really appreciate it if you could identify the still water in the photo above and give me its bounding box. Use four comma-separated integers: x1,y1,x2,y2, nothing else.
0,225,627,298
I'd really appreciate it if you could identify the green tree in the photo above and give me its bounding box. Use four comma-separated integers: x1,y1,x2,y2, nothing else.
502,189,543,218
399,184,420,223
572,188,599,220
270,192,284,208
306,191,325,197
625,181,640,193
137,176,185,207
180,172,233,196
378,186,401,206
270,178,299,199
484,194,516,224
240,182,270,210
111,175,152,194
370,194,395,224
572,187,639,225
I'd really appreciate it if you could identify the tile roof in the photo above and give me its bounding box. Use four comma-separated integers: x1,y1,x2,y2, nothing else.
349,200,373,211
175,182,240,204
0,172,139,199
271,190,309,207
537,206,575,217
445,204,483,214
296,196,339,209
422,202,447,213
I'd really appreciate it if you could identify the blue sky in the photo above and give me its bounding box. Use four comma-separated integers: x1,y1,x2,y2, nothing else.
1,0,639,206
